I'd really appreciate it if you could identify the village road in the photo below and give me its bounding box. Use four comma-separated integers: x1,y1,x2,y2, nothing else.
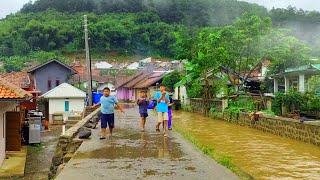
55,106,237,180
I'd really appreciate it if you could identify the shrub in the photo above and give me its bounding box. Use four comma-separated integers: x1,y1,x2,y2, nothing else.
272,90,320,116
226,95,256,114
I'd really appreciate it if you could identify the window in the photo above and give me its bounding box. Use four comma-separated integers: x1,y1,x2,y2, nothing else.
289,78,299,91
47,80,52,90
56,80,60,86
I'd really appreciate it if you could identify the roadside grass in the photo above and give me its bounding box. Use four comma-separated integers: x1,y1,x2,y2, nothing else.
173,125,254,180
27,143,44,153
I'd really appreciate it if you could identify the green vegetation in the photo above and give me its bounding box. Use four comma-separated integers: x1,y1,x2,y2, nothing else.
174,12,312,115
0,51,66,72
270,6,320,56
162,70,182,92
226,95,256,114
28,143,44,153
20,0,268,26
272,90,320,116
0,0,319,73
308,75,320,94
174,124,253,179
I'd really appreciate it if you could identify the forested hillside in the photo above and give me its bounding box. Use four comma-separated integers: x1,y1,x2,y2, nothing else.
0,0,319,72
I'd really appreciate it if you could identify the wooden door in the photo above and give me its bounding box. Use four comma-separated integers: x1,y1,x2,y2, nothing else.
44,101,49,120
6,112,22,151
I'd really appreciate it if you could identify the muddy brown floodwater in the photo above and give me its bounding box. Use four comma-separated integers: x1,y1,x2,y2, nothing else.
174,111,320,179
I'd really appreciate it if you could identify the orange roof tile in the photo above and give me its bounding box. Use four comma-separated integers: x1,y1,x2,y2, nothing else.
0,71,31,88
0,78,32,99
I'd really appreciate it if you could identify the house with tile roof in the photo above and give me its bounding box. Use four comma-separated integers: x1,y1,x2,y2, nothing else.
0,79,32,166
0,72,39,110
273,64,320,94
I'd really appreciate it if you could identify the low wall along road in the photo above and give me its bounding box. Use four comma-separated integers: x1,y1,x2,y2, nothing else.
187,98,320,147
48,107,101,179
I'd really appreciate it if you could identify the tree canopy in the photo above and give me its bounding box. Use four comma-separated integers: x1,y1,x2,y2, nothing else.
0,0,318,73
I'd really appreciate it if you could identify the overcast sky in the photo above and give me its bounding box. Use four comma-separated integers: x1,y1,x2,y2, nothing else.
241,0,319,11
0,0,33,19
0,0,319,19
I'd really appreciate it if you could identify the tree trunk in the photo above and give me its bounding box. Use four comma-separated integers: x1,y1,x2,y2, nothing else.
203,73,210,116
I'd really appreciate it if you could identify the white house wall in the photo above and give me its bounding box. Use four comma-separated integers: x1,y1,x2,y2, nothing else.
0,102,17,166
69,99,86,112
174,86,188,105
49,98,85,115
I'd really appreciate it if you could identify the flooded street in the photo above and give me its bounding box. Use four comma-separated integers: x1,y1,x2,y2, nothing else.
174,111,320,179
56,107,237,180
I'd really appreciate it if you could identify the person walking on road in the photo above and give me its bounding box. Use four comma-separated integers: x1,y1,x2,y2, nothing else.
92,87,124,139
154,84,170,137
137,90,149,132
168,94,174,130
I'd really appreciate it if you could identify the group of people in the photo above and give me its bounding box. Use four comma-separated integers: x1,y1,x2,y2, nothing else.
92,84,174,139
137,84,174,137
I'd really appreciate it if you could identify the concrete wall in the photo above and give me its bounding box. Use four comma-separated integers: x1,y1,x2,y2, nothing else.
185,99,320,146
0,102,18,166
48,108,101,179
32,63,73,94
187,98,223,113
49,98,85,114
218,112,320,146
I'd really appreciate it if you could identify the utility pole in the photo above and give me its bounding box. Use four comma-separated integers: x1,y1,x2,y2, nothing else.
84,15,93,106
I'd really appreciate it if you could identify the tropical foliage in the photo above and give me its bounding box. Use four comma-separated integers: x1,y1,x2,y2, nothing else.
162,70,182,92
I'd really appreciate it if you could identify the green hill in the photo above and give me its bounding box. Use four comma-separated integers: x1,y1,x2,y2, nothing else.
0,0,319,72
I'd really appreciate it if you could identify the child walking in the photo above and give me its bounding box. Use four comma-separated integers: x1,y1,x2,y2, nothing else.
137,91,149,132
154,84,170,137
168,95,174,130
92,87,124,139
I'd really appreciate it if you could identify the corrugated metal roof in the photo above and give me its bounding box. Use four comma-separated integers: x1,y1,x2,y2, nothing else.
115,72,143,89
28,59,76,74
124,73,148,88
285,64,320,73
134,74,164,89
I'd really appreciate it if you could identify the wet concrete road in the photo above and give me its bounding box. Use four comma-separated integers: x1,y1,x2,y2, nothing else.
56,107,237,180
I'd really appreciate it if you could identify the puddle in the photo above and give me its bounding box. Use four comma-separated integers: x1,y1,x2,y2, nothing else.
74,129,184,160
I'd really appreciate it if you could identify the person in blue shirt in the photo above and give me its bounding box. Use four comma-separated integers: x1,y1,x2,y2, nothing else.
154,84,170,137
92,87,124,139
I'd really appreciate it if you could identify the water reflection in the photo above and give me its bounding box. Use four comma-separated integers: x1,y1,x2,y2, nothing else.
158,137,173,158
75,130,183,160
